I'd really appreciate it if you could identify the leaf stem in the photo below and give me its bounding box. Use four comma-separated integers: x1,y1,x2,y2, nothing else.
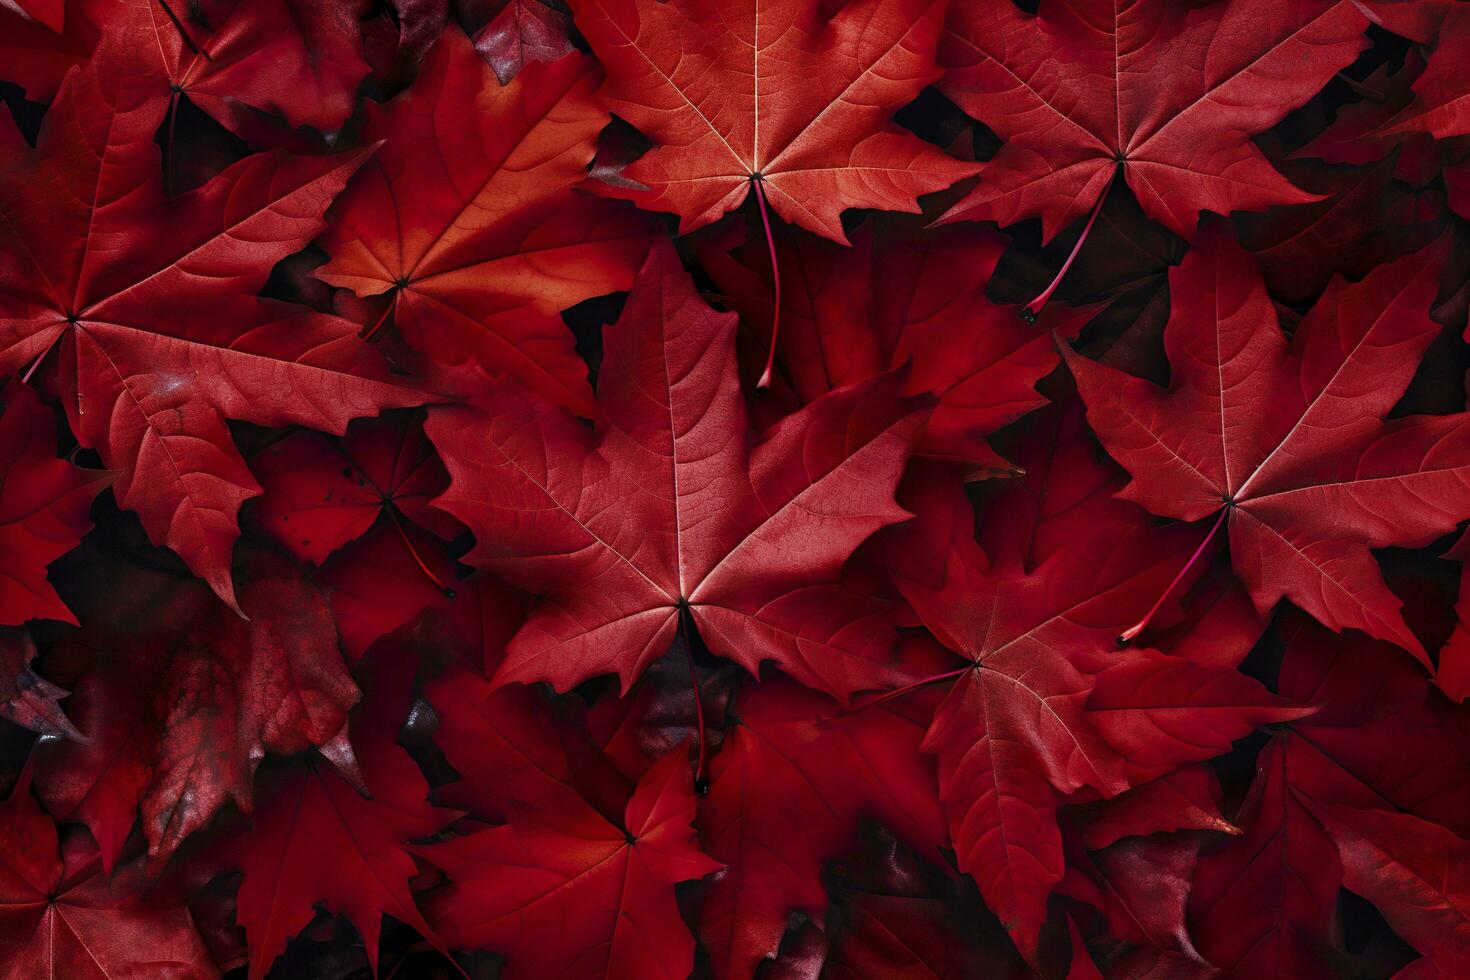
359,296,395,342
677,606,709,794
20,329,64,385
751,174,781,390
154,0,212,62
1117,507,1227,645
1022,169,1115,322
386,506,455,599
863,664,974,709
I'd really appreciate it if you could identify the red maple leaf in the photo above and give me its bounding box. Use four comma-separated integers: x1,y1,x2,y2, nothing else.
0,0,93,102
0,3,1464,975
1064,222,1468,660
936,0,1371,240
314,23,654,417
1074,765,1238,853
252,411,458,572
571,0,981,242
0,770,216,979
880,446,1307,956
415,746,721,979
94,0,372,136
426,240,928,702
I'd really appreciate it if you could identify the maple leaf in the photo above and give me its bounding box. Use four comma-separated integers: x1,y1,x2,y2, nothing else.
93,0,371,136
314,22,654,417
1237,155,1443,307
697,676,946,979
0,771,217,979
881,450,1305,956
252,410,458,570
936,0,1371,240
0,14,426,612
426,240,928,701
415,747,721,979
0,382,110,628
1,0,1467,973
1064,221,1466,660
35,547,360,866
569,0,981,242
697,215,1090,470
228,640,454,980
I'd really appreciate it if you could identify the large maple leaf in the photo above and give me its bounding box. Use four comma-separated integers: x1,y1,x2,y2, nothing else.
314,23,653,417
35,547,360,866
0,772,217,980
0,382,110,627
415,747,721,979
569,0,981,242
0,14,425,611
425,241,927,701
936,0,1371,239
882,447,1307,956
1064,222,1467,660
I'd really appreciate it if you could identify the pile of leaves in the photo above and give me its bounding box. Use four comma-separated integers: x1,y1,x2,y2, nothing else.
1,0,1469,977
